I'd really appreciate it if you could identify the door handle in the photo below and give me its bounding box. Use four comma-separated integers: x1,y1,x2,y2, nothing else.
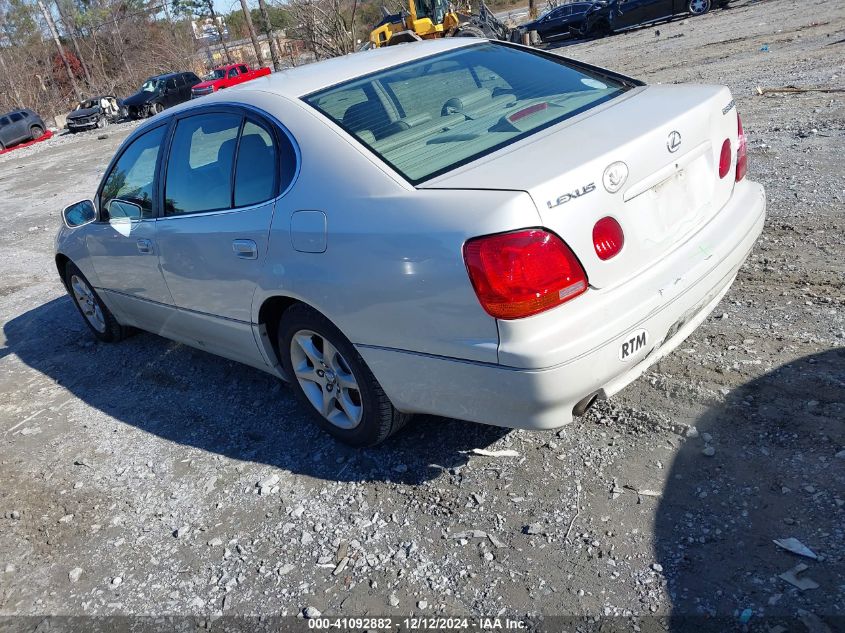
136,238,154,254
232,239,258,260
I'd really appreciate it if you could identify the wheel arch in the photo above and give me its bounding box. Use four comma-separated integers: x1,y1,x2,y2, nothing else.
55,253,71,292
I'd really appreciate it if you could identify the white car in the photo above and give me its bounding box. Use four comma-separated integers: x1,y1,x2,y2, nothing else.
55,40,765,446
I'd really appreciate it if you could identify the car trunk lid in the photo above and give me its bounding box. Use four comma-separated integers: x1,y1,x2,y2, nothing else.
421,84,740,289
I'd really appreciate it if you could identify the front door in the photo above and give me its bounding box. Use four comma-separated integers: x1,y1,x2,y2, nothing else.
85,122,174,330
154,110,282,367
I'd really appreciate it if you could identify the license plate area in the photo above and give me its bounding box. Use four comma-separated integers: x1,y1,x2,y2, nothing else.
618,328,649,362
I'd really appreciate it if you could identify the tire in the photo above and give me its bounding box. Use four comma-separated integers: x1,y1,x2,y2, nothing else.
64,262,128,343
96,116,107,129
688,0,711,15
150,102,163,117
279,304,411,447
119,106,128,120
30,125,44,140
454,25,486,38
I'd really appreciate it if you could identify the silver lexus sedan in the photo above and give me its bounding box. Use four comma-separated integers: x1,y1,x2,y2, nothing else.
56,40,765,446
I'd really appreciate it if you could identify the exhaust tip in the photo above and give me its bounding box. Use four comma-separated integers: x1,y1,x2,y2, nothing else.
572,392,599,417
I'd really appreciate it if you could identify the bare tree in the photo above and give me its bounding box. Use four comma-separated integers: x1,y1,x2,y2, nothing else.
54,0,93,86
256,0,282,71
36,0,82,100
238,0,262,65
286,0,356,60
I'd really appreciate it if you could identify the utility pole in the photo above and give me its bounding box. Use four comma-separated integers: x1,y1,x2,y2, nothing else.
54,0,93,87
36,0,82,101
238,0,263,66
256,0,281,71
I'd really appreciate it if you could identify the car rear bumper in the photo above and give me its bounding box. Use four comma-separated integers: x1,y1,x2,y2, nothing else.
357,180,766,430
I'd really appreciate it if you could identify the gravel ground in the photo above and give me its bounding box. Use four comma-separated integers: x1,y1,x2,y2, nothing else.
0,0,843,630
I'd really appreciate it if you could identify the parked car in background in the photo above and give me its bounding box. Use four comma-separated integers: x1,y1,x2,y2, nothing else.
522,1,597,42
55,40,764,447
191,63,272,98
583,0,732,37
0,109,46,150
67,96,126,133
124,72,201,119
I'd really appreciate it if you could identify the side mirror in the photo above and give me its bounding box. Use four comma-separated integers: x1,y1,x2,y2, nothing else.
62,199,96,228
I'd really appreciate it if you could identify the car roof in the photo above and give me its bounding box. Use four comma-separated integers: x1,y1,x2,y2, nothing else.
235,38,481,99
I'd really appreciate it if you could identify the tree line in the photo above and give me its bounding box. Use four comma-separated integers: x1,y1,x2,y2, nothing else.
0,0,532,124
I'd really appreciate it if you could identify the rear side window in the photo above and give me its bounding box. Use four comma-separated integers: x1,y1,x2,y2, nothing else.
234,120,277,207
100,125,166,219
238,65,249,74
165,113,241,215
305,42,628,184
10,112,23,122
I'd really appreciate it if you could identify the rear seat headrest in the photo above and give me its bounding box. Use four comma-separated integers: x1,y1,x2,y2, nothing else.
441,88,492,115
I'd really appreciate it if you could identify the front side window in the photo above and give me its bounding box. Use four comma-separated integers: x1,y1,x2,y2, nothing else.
166,78,178,90
0,116,9,126
228,68,239,78
100,125,166,220
10,112,23,122
305,42,629,184
141,78,161,93
164,113,241,215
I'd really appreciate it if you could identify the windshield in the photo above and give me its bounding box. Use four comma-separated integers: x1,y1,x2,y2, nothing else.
304,43,629,184
78,99,97,110
141,79,162,93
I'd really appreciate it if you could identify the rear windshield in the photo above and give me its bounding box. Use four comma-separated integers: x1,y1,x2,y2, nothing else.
304,42,629,184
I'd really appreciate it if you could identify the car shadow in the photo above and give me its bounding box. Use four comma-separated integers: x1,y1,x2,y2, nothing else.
2,297,509,484
654,348,845,630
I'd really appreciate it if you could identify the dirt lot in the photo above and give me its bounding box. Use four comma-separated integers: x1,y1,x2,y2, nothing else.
0,0,843,630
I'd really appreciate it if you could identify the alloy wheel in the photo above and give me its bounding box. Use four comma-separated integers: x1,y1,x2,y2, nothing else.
290,330,363,430
70,274,106,333
689,0,709,14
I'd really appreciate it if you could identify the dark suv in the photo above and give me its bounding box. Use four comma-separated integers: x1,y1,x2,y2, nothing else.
0,109,46,150
123,72,201,119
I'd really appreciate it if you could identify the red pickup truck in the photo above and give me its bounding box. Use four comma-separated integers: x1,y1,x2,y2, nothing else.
191,63,271,98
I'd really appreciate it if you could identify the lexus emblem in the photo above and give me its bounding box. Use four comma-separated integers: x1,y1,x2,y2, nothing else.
667,130,682,153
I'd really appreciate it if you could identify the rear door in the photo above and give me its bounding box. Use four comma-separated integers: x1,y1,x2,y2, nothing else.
613,0,650,29
164,77,180,107
175,73,188,101
154,107,292,366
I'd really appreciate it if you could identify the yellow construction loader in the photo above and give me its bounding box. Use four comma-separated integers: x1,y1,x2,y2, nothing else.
368,0,515,47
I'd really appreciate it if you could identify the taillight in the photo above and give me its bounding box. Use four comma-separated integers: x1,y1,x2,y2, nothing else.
718,138,732,179
463,229,588,320
736,113,747,181
592,217,624,260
